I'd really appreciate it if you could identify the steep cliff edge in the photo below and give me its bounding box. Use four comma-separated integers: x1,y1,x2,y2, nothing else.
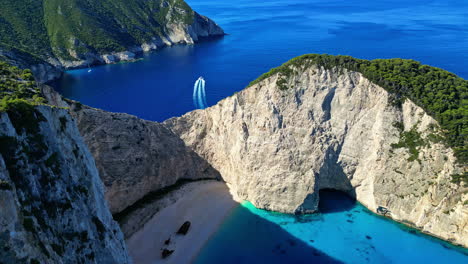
0,63,130,263
165,59,467,246
0,106,130,263
0,0,224,82
38,84,222,238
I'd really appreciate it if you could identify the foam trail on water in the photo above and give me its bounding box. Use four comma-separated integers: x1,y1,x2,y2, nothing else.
200,78,208,108
193,79,201,108
193,77,207,109
197,79,205,108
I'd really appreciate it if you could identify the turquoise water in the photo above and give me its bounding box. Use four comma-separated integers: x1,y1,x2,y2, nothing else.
195,191,468,263
56,0,468,122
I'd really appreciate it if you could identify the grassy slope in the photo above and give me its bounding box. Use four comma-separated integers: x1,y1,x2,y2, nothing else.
0,0,52,57
249,54,467,165
0,0,195,62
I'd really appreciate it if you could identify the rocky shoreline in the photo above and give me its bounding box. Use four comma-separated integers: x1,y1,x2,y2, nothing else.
58,34,225,72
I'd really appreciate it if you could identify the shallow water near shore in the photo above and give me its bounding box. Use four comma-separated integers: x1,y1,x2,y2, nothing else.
56,0,468,122
194,190,468,264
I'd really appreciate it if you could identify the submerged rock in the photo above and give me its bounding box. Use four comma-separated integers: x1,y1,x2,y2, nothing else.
377,206,390,215
177,221,191,235
161,249,174,259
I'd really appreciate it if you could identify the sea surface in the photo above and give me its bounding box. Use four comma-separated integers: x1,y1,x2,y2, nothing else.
56,0,468,122
56,0,468,262
195,191,468,264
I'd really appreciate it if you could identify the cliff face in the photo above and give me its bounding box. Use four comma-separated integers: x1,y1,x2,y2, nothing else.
67,104,221,215
0,105,130,263
0,50,63,84
165,66,467,247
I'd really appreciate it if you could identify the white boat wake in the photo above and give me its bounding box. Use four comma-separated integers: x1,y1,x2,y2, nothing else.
193,77,207,109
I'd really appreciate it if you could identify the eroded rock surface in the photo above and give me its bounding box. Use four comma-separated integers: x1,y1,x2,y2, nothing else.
0,106,130,263
69,105,221,214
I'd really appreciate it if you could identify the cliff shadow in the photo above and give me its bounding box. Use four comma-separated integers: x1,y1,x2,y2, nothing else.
113,124,223,237
299,142,357,213
318,189,356,213
195,204,344,264
316,143,357,213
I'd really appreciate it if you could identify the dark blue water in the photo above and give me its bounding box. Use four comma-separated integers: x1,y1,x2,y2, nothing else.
195,191,468,264
57,0,468,122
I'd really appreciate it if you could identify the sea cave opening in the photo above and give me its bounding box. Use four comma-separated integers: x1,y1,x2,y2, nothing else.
318,189,356,214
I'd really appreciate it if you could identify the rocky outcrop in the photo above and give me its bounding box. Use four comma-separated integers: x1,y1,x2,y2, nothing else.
0,49,62,84
68,104,221,214
188,13,225,42
164,65,467,247
29,62,63,84
59,12,224,71
0,106,130,263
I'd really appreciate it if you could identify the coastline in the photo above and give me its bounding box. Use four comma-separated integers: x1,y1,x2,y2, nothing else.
361,202,468,251
126,181,238,264
45,34,226,85
60,34,226,71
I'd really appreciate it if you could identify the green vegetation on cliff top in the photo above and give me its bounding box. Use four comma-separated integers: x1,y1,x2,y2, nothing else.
250,54,467,164
0,0,195,62
0,61,44,112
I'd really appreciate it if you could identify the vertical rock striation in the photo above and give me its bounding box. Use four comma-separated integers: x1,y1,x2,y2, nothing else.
0,106,130,263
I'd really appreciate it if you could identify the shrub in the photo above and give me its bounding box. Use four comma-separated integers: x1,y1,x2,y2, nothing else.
451,172,467,185
391,128,426,162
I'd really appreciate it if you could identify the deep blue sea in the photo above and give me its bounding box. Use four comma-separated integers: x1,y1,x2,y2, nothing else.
57,0,468,122
56,0,468,262
195,191,468,264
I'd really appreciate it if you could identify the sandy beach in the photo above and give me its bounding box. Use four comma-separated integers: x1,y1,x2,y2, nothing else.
126,181,238,264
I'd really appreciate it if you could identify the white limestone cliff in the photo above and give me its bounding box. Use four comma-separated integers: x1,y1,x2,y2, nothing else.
164,65,467,247
0,106,131,263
